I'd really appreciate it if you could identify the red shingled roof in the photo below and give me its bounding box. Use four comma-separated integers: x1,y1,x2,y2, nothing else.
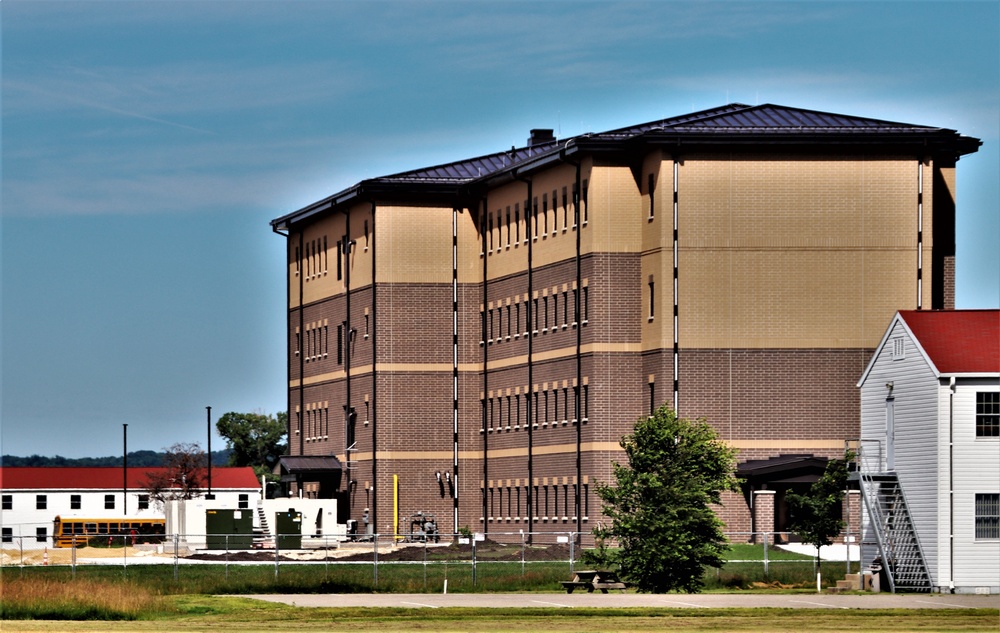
0,467,260,490
899,310,1000,375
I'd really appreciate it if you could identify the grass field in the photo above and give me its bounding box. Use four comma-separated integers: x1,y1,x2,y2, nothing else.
2,598,999,633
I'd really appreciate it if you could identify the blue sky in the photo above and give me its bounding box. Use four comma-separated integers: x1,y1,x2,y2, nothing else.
2,1,998,459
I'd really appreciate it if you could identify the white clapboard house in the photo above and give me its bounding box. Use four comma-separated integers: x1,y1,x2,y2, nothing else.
857,309,998,593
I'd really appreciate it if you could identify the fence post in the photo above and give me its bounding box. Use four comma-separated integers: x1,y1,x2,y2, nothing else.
71,541,77,578
569,532,575,574
373,533,379,587
763,531,769,579
225,534,230,581
472,535,477,587
274,535,280,579
173,533,179,581
520,530,525,576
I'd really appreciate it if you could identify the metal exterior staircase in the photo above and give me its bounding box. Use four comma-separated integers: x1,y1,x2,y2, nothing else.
253,504,274,548
856,442,932,592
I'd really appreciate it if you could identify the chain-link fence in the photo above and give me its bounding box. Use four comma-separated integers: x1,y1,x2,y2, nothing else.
0,531,859,590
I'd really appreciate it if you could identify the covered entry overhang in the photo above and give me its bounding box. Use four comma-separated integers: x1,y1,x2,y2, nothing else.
737,454,846,543
737,454,832,488
275,456,344,498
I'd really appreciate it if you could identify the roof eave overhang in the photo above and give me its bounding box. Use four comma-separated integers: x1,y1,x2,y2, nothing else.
271,180,470,232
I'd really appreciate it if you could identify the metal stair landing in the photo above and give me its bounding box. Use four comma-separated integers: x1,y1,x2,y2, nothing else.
858,472,932,593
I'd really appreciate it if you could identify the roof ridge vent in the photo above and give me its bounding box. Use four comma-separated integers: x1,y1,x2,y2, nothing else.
528,129,555,146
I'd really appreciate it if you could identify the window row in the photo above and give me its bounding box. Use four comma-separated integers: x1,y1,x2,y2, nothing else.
296,319,366,365
1,527,47,543
483,180,589,254
483,482,590,523
296,402,330,442
295,234,356,283
2,493,149,511
482,384,589,433
482,286,589,345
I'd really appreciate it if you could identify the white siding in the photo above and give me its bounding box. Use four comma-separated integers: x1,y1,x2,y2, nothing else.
859,320,940,583
947,381,1000,590
0,488,255,550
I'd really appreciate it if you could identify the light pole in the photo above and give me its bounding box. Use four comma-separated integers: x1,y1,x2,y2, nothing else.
206,406,215,500
122,424,128,514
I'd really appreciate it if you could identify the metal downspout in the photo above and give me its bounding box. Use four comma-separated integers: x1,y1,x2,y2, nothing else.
344,209,353,516
949,376,956,592
514,172,534,538
479,197,489,533
452,205,460,535
370,202,378,533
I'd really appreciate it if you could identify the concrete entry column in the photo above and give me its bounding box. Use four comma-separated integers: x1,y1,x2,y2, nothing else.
753,489,776,544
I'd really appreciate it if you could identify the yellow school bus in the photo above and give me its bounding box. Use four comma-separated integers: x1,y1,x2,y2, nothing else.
52,515,166,548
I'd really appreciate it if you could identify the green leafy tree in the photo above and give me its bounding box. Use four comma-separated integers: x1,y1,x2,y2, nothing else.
595,405,740,593
786,450,854,568
216,411,287,479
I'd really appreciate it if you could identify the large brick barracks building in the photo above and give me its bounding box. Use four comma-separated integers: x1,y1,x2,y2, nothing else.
270,104,980,541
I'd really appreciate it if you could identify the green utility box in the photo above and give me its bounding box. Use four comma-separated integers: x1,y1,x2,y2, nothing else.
205,509,253,550
275,509,302,550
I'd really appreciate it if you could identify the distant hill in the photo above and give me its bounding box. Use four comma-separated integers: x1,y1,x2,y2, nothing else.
0,449,231,468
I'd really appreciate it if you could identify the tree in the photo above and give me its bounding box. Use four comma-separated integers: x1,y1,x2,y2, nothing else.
144,443,206,508
216,411,287,479
595,405,740,593
786,450,854,568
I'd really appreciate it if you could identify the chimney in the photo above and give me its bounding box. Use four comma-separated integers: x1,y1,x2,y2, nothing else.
528,129,555,147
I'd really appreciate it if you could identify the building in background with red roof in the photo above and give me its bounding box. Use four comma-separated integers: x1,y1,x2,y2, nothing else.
0,466,259,549
858,309,999,592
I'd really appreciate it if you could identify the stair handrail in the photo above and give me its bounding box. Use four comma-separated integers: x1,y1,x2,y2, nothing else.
855,438,896,592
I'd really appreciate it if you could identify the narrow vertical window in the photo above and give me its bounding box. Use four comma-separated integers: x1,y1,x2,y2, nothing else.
505,206,511,247
649,380,656,416
336,239,343,280
488,214,493,252
582,179,589,224
648,275,655,320
364,219,369,250
322,235,328,273
514,204,521,243
562,186,569,229
551,189,558,233
337,324,344,365
507,304,512,339
515,394,521,427
542,194,549,234
583,286,589,324
543,296,549,331
648,173,655,219
294,246,300,277
583,384,589,420
532,197,539,238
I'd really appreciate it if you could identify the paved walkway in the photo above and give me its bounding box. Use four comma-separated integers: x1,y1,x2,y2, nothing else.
249,592,999,610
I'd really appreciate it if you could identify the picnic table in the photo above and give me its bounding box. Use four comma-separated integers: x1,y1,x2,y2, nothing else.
560,569,628,593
